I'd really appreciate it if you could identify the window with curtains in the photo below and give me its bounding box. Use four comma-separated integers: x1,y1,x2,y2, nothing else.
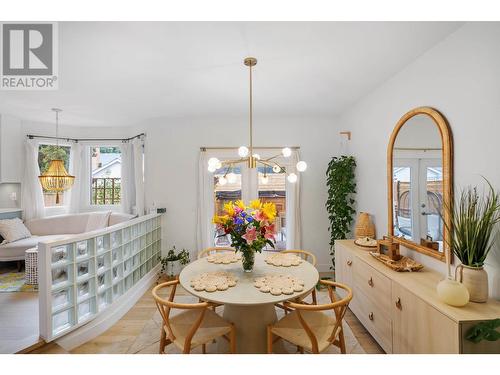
38,144,72,207
90,146,122,205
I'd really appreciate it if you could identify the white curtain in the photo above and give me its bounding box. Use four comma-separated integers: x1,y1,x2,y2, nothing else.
132,138,145,216
286,150,302,249
22,139,45,220
121,137,145,216
196,150,215,251
120,142,134,214
68,143,89,213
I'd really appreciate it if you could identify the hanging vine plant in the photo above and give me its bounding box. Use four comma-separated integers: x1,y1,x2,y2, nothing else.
326,155,356,271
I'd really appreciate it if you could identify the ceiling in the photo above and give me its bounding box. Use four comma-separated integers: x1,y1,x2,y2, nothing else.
0,22,463,127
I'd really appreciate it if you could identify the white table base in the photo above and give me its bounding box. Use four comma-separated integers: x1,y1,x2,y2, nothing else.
220,303,284,354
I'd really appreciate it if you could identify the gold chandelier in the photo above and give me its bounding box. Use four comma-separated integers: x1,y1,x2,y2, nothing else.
39,108,75,204
208,57,307,185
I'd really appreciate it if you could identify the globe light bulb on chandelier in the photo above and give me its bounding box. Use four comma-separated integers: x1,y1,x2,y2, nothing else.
238,146,249,157
287,173,298,183
296,161,307,172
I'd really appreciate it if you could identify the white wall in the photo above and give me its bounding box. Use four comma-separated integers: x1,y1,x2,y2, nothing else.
336,22,500,299
142,115,338,271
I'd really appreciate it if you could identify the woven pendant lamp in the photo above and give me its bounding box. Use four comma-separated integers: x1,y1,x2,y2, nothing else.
38,109,75,204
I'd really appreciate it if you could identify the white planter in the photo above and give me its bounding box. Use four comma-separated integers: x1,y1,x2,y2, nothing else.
166,260,183,277
455,264,489,303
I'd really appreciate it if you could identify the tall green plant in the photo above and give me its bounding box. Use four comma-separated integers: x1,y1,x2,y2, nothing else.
326,156,356,270
443,179,500,267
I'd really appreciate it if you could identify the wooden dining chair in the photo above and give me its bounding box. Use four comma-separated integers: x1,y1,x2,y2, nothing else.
197,246,235,259
267,280,353,354
275,250,318,313
152,279,236,354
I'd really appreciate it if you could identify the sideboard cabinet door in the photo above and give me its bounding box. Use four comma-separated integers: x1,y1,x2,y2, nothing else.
335,245,356,310
392,282,459,353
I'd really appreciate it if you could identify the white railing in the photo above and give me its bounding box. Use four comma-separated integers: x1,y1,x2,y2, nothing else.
38,213,162,342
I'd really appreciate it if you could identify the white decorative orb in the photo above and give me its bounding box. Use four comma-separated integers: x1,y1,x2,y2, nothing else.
253,153,261,160
436,278,469,307
296,161,307,172
218,176,227,186
208,157,219,167
238,146,249,157
287,173,298,183
261,175,269,184
272,165,281,173
215,160,222,169
227,172,237,184
281,147,292,157
208,164,217,172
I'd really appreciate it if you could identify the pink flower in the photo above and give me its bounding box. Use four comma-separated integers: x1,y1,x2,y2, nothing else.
253,210,267,223
242,227,257,245
264,224,275,241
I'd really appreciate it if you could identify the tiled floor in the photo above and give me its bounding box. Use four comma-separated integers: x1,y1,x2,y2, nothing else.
33,284,384,354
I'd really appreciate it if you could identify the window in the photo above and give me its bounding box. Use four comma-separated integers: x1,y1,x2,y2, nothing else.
213,166,242,246
258,166,286,250
38,144,71,207
90,146,122,205
208,151,296,251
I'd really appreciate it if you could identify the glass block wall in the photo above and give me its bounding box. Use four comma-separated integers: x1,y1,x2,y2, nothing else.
40,214,162,341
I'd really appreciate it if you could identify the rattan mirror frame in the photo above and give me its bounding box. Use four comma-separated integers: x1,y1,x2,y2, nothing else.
387,107,453,262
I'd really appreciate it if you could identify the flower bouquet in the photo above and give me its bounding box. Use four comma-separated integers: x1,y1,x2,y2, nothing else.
213,199,276,272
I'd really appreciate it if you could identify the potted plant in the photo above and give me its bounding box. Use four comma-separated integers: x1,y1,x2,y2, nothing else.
213,199,276,272
443,179,500,302
160,246,190,277
325,155,356,271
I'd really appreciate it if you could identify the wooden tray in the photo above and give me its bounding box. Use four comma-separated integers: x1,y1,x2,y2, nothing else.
369,252,424,272
354,239,377,249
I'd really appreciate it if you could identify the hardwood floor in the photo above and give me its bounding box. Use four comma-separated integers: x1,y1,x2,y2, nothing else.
344,309,384,354
0,263,41,354
30,284,384,354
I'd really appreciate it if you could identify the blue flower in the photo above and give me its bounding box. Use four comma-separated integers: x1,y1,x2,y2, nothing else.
246,216,254,222
241,211,247,217
235,218,244,225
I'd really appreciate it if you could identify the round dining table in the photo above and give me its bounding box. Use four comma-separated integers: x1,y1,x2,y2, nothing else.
179,252,319,353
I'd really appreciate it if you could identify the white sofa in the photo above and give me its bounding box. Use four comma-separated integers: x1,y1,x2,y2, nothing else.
0,212,136,262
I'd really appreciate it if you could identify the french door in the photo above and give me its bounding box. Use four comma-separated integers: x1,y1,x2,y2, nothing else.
392,157,442,246
211,150,298,251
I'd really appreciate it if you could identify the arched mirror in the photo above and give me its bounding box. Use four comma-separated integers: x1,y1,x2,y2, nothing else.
387,107,453,262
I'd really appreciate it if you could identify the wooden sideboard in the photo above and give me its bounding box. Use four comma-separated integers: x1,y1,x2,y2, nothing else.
335,240,500,354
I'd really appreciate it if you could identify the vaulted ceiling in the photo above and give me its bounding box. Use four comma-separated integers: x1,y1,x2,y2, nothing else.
0,22,463,126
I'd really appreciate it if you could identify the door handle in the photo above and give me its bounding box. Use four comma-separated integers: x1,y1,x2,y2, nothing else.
347,260,352,266
395,297,402,310
368,312,374,321
368,277,374,287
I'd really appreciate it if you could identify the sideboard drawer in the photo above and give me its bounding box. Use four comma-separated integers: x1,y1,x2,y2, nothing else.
354,285,393,353
353,257,391,315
